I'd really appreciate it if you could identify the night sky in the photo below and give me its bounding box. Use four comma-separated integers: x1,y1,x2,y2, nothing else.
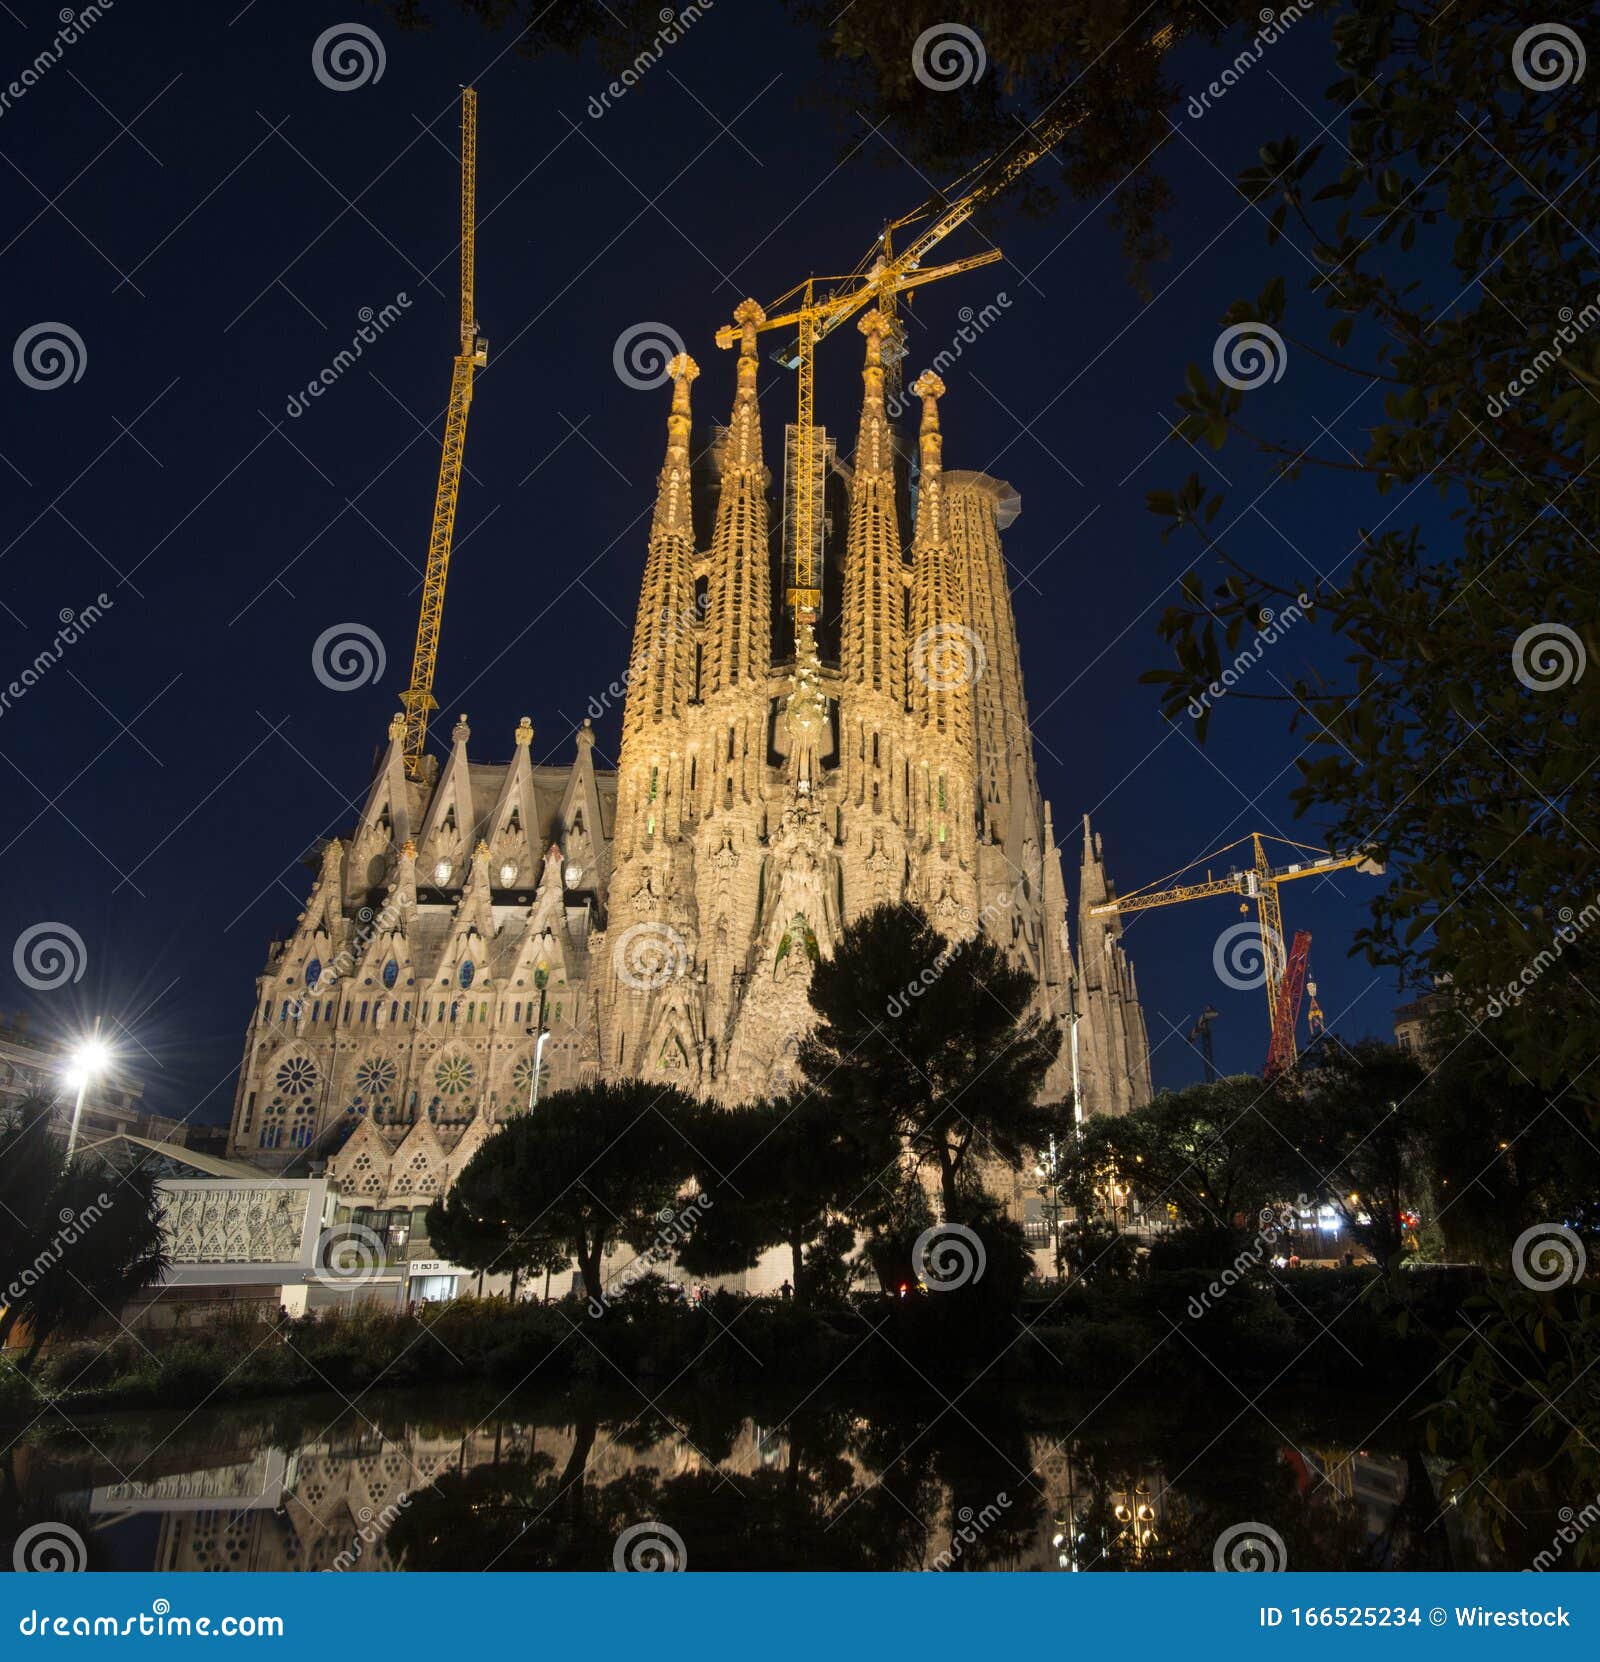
0,0,1421,1121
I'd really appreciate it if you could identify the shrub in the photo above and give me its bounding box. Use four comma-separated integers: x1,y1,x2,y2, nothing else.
41,1337,139,1394
144,1341,231,1402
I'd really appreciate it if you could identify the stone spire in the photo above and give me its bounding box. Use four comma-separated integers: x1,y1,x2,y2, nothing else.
840,309,905,708
1079,812,1113,918
705,300,771,699
621,353,699,751
907,371,973,857
945,471,1034,846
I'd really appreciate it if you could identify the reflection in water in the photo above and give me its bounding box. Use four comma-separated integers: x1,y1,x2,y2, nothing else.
2,1389,1495,1572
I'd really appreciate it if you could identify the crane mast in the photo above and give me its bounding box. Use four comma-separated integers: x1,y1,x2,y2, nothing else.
399,86,487,781
1265,930,1313,1077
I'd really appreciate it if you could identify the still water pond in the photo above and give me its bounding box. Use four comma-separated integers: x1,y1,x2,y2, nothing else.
5,1388,1519,1571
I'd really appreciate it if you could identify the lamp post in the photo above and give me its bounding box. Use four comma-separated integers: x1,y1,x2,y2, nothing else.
525,983,549,1110
529,1028,550,1109
63,1015,108,1163
1065,987,1083,1134
1034,1134,1062,1278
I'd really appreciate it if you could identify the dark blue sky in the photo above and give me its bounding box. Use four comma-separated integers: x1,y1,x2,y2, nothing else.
0,0,1417,1118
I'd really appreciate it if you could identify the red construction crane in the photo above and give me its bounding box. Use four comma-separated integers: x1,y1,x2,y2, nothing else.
1264,930,1313,1077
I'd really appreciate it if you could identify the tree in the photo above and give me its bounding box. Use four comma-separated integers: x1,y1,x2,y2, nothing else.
857,1168,936,1296
428,1080,701,1301
1134,4,1600,1111
1410,1032,1600,1264
675,1094,890,1304
0,1098,170,1368
798,904,1061,1218
424,1190,571,1300
1061,1076,1298,1238
1138,1080,1289,1232
1287,1043,1428,1264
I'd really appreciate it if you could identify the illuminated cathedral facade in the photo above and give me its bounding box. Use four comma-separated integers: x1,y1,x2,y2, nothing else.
226,304,1152,1209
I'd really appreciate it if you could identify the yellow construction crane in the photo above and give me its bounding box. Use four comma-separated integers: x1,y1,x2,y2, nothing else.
398,86,488,781
1089,834,1383,1070
713,26,1175,655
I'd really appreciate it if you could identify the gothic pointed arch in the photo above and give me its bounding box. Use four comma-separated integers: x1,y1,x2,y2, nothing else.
344,1043,402,1120
643,1000,699,1086
355,712,419,851
423,1040,481,1125
258,1041,322,1151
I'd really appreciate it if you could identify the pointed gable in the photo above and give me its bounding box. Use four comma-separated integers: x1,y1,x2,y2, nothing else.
504,846,575,994
483,716,541,887
328,1115,393,1200
387,1115,447,1199
416,714,476,885
557,720,610,894
302,839,345,939
445,1114,493,1180
429,843,498,999
355,713,419,846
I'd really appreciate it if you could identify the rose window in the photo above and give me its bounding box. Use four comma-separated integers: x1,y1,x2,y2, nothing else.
434,1054,476,1096
355,1057,397,1097
274,1056,318,1096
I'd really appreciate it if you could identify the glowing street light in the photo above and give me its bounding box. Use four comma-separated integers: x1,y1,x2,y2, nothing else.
525,976,550,1110
63,1016,108,1161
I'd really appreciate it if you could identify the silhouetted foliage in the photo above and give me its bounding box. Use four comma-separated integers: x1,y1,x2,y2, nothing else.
677,1092,890,1303
0,1098,168,1369
799,904,1061,1216
430,1080,701,1299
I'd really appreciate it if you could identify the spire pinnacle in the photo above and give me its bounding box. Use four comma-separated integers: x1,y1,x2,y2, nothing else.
732,298,765,372
664,352,698,467
704,307,770,697
625,356,701,750
912,370,946,549
858,308,888,414
514,716,533,748
842,309,904,702
913,368,946,424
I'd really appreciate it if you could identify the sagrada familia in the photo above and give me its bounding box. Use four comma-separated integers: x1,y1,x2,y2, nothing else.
226,305,1153,1212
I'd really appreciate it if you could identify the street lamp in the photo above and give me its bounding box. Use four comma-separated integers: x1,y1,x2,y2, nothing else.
525,980,550,1110
528,1027,550,1109
63,1016,109,1162
1034,1134,1062,1277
